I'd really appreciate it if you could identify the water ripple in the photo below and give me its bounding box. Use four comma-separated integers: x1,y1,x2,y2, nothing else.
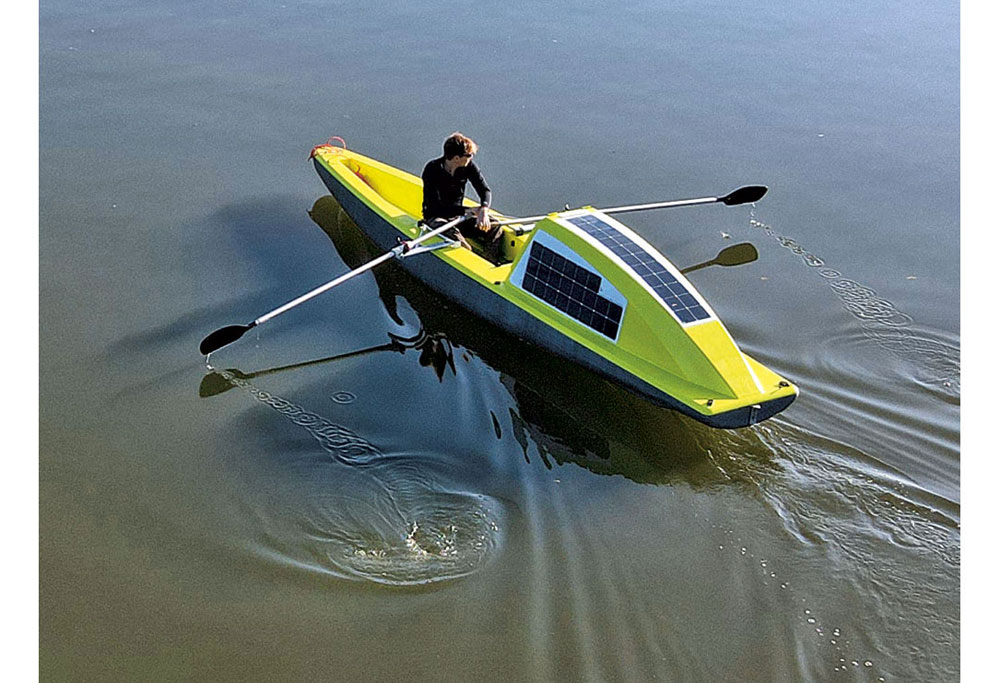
708,420,959,680
211,366,505,586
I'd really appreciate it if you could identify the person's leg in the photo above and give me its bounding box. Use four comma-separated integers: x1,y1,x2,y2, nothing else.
459,219,503,263
426,216,473,250
483,223,504,262
455,215,491,254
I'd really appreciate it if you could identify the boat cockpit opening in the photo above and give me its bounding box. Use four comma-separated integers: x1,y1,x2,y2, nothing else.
442,221,534,267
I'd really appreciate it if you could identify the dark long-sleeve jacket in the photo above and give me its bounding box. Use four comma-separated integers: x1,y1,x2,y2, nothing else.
421,157,491,221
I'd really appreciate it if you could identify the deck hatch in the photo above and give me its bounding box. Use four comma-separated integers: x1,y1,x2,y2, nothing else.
568,214,711,324
522,241,623,339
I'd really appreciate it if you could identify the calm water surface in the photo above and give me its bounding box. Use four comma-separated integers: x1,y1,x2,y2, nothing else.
40,0,959,680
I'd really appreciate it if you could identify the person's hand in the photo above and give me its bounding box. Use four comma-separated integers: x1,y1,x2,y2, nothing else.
476,206,491,231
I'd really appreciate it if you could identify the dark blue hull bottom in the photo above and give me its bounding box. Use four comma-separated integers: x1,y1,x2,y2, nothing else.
314,160,793,428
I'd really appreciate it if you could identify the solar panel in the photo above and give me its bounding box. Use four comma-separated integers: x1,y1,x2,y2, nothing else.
567,214,712,324
521,242,623,339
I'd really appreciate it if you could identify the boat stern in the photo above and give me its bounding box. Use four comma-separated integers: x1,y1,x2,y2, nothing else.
504,208,798,427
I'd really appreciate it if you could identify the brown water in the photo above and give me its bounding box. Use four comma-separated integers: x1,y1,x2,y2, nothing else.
40,0,959,680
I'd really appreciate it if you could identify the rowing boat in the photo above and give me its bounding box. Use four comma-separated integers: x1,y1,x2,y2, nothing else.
308,142,796,428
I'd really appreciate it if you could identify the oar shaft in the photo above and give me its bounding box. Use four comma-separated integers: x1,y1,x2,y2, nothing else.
494,185,766,227
254,215,463,326
602,197,717,214
495,195,719,226
255,251,395,325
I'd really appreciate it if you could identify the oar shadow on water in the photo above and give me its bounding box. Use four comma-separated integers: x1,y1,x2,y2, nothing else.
199,340,405,398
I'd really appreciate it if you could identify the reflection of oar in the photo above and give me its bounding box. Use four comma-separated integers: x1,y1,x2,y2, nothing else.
199,340,404,397
199,214,466,355
680,242,759,275
495,186,768,226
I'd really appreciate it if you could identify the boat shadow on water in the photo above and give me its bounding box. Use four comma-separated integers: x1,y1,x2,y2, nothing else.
275,194,782,488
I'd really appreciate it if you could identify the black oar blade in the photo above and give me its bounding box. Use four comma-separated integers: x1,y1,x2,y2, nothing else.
199,323,254,355
716,242,759,267
720,185,768,206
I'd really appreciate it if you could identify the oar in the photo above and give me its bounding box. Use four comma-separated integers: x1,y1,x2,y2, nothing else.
495,185,767,226
199,214,466,355
680,242,759,275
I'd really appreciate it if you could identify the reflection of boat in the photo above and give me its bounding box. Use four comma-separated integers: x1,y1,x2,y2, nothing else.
308,195,739,486
311,143,796,428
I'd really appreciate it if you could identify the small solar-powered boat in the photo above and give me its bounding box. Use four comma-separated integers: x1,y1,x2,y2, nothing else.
301,142,797,428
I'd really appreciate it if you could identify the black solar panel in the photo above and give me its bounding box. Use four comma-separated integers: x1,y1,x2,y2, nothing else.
521,242,623,339
567,214,711,324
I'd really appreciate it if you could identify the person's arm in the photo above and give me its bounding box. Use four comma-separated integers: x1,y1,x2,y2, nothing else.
467,162,492,228
467,162,492,209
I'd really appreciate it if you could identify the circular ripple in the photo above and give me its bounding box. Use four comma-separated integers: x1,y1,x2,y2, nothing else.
283,481,506,587
330,391,357,404
328,490,505,586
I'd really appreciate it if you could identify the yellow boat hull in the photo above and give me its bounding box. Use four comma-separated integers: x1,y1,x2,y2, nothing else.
311,144,797,428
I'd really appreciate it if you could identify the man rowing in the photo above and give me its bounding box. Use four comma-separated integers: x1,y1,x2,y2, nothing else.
421,132,503,262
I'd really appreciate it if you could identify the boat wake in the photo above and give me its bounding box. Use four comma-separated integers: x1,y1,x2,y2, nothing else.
211,366,505,586
746,213,960,397
706,420,959,680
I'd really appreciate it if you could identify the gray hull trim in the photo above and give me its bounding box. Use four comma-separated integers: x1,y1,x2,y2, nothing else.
315,160,790,428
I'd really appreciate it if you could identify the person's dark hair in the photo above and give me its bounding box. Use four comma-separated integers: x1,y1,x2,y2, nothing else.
443,132,478,159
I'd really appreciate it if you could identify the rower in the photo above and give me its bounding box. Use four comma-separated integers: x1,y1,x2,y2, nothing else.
420,132,504,263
